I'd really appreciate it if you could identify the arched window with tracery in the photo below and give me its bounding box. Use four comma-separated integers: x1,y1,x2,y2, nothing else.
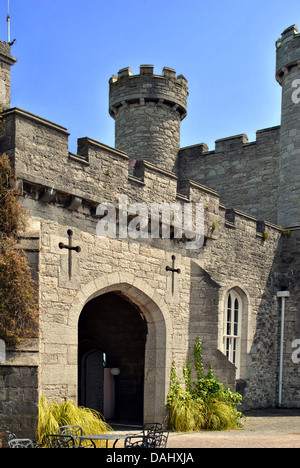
223,289,242,378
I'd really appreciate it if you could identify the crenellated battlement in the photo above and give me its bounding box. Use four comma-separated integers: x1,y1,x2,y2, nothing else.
0,107,206,208
0,37,294,238
0,107,283,246
179,126,280,157
276,24,300,84
109,65,188,171
178,126,281,224
109,65,188,119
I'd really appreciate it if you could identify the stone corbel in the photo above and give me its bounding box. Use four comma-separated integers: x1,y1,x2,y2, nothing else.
9,177,23,194
282,66,289,77
39,187,56,203
67,195,82,211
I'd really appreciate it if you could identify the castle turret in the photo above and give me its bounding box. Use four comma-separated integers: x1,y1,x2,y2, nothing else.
276,25,300,227
109,65,188,172
0,40,17,110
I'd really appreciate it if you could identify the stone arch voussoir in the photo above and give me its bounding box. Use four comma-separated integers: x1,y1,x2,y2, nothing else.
70,272,172,423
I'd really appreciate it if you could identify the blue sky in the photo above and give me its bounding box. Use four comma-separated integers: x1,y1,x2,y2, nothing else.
3,0,300,153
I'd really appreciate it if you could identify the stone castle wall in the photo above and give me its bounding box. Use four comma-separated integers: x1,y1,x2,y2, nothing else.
0,365,38,441
0,106,286,426
178,127,281,226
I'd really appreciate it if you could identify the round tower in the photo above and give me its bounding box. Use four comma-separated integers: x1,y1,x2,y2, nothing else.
109,65,188,172
276,25,300,227
0,41,17,110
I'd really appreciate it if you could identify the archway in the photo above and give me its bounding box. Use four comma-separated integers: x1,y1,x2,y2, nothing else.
70,272,172,424
78,291,146,424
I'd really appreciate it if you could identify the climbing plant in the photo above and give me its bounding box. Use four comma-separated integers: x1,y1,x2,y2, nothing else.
165,336,244,432
0,153,38,347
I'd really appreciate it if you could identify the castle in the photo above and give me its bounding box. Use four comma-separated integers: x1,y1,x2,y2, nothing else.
1,24,300,437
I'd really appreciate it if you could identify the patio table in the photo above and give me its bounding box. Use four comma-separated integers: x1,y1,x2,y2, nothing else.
79,432,130,448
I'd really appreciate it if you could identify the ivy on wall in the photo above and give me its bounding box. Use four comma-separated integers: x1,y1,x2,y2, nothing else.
0,153,38,347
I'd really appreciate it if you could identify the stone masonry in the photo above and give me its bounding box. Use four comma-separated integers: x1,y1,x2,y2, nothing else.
0,25,300,439
276,25,300,227
109,65,188,172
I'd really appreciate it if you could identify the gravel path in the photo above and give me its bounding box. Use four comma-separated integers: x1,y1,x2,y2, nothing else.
166,409,300,448
112,409,300,448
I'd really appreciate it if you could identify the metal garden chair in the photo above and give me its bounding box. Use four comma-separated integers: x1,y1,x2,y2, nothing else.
58,425,96,448
124,434,157,448
46,434,76,448
8,438,35,448
153,430,169,448
141,423,168,447
142,422,163,435
131,423,169,448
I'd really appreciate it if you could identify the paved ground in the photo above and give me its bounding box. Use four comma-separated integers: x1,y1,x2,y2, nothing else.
166,409,300,448
113,409,300,448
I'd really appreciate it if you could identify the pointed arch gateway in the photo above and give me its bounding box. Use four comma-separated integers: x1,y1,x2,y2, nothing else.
70,272,172,424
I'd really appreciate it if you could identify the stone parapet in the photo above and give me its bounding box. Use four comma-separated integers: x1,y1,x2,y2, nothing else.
178,126,281,225
276,25,300,84
109,65,188,171
0,107,283,246
109,65,188,119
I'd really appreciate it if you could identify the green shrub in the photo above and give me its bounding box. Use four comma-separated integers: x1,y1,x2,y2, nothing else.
165,336,244,432
37,396,113,447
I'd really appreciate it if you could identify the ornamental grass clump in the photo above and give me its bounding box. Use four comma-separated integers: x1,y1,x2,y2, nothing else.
165,336,244,432
37,396,113,447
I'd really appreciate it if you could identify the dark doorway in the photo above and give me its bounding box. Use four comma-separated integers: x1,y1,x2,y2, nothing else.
80,349,105,413
78,292,146,424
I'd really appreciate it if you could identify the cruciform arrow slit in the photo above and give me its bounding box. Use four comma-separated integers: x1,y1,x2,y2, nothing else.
166,255,181,295
59,229,81,280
